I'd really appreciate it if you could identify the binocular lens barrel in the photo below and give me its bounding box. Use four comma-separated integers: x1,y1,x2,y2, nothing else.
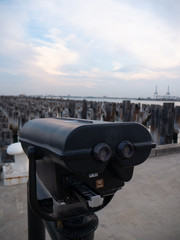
117,141,135,159
93,143,112,162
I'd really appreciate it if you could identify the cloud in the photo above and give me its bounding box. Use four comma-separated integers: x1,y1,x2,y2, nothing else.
2,0,180,70
114,68,179,81
66,0,180,69
33,39,79,76
0,0,180,97
24,0,180,70
113,62,124,71
0,4,79,78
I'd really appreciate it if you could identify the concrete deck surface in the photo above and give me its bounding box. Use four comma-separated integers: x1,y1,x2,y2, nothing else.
0,153,180,240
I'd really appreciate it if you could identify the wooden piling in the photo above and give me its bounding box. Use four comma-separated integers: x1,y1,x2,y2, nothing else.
69,100,75,118
81,100,87,119
159,103,174,144
0,96,180,145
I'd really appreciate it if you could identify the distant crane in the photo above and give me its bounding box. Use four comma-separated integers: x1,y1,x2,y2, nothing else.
153,85,179,100
166,86,170,97
154,86,158,99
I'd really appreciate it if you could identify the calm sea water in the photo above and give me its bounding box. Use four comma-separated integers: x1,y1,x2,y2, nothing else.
61,96,180,106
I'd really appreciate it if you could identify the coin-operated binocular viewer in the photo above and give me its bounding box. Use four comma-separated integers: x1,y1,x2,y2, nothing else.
19,118,155,240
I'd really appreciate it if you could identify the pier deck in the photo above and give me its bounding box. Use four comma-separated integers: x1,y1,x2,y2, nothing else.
0,152,180,240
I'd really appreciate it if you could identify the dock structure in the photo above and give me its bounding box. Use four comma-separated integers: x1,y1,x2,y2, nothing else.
1,151,180,240
0,96,180,153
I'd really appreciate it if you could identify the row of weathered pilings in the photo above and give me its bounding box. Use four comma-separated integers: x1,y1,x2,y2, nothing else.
0,106,14,163
0,95,180,162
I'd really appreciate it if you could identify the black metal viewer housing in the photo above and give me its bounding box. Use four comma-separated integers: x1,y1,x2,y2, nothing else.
19,117,155,240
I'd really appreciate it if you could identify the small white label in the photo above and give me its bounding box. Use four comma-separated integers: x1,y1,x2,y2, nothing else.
89,173,98,178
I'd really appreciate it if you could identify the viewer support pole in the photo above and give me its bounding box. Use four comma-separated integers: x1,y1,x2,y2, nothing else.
27,182,45,240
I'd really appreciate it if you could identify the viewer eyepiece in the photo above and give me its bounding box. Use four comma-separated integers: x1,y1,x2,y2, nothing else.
93,143,112,162
117,140,134,159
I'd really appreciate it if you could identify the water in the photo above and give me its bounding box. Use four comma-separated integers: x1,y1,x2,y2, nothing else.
55,96,180,106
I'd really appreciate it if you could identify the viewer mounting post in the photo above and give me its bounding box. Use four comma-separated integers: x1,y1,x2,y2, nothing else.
19,117,155,240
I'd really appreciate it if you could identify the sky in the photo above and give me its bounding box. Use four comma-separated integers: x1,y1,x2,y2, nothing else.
0,0,180,98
